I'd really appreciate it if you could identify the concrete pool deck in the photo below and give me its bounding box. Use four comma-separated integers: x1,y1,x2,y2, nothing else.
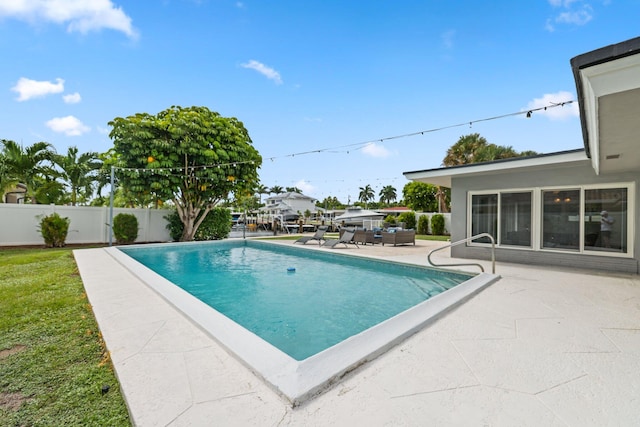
74,238,640,426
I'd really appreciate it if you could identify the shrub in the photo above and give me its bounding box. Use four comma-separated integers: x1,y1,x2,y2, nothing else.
165,210,183,241
165,208,232,241
113,213,138,244
431,214,446,235
383,215,396,226
397,211,416,230
194,208,232,240
38,213,70,247
417,215,429,235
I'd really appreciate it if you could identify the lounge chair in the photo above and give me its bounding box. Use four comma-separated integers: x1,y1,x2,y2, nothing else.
294,226,327,245
323,230,359,249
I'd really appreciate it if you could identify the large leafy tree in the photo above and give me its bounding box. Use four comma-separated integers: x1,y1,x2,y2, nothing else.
0,139,56,203
53,146,102,206
358,184,375,208
379,185,397,205
109,106,262,241
402,181,438,212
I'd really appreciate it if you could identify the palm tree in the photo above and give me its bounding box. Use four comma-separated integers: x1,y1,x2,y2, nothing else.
0,155,10,200
270,185,284,194
379,185,397,206
53,146,102,206
474,144,519,163
442,133,488,166
285,186,302,193
255,183,269,204
435,186,449,213
1,139,56,203
358,184,375,209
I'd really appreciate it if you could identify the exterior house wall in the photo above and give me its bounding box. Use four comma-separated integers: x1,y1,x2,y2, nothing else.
263,193,317,217
285,199,317,215
450,161,639,273
0,204,171,246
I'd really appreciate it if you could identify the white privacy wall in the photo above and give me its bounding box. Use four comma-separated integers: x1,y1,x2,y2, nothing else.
0,204,171,246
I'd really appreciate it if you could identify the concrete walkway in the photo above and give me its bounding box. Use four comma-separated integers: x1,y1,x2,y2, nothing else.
74,239,640,426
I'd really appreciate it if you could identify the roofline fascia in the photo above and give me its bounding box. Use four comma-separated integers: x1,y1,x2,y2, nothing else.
403,148,586,176
570,37,640,159
403,149,588,187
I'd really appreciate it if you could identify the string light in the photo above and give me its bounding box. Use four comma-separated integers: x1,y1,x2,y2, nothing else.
111,100,575,173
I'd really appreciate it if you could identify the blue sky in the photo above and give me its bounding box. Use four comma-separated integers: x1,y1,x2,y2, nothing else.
1,1,638,204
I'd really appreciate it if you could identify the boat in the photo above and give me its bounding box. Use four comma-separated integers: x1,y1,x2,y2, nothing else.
333,206,385,227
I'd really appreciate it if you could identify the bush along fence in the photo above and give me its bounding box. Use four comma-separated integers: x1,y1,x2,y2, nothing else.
0,204,171,246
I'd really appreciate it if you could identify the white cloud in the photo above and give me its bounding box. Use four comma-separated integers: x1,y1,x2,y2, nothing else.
46,115,90,136
241,60,283,85
0,0,138,38
546,0,593,31
556,8,593,25
63,92,81,104
96,126,110,135
548,0,582,7
12,77,64,101
524,91,579,120
295,180,316,195
361,142,392,158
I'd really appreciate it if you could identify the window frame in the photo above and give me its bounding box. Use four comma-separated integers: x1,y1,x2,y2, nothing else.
467,182,634,258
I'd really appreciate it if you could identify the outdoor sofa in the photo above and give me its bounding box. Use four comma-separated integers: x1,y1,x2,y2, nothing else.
381,229,416,246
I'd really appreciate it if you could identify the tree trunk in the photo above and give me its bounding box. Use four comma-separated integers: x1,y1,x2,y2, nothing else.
180,218,196,241
178,203,197,241
178,203,211,241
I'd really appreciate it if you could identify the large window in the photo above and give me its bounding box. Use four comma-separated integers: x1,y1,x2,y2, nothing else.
542,189,580,250
584,188,628,253
471,194,497,243
469,184,631,256
500,192,532,247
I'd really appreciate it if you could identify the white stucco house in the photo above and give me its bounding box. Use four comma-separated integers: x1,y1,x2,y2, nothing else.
404,37,640,274
261,192,318,221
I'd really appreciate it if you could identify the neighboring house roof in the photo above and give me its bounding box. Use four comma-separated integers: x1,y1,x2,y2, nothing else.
265,192,317,202
378,207,411,212
571,36,640,175
403,149,588,187
260,202,294,212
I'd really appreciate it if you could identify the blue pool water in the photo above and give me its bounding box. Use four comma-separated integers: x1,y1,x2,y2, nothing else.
120,240,473,360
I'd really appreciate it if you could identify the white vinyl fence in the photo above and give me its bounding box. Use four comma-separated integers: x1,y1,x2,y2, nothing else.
0,204,172,246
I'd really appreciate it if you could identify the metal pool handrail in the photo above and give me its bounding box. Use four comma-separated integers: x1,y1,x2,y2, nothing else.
427,233,496,274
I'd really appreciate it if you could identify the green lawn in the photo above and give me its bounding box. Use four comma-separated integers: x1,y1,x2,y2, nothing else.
0,248,130,426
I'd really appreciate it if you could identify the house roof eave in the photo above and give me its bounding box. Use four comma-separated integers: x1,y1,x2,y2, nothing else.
403,149,588,187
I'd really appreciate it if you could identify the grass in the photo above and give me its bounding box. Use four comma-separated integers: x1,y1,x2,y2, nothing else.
0,248,130,426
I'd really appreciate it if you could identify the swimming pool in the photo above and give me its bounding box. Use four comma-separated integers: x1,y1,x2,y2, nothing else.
107,240,499,405
119,240,470,360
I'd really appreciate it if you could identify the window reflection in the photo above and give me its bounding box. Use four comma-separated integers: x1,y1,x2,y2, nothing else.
500,192,532,247
471,194,497,243
584,188,627,253
542,189,580,250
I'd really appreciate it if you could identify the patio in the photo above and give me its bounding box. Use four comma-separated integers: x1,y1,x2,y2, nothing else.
74,238,640,426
